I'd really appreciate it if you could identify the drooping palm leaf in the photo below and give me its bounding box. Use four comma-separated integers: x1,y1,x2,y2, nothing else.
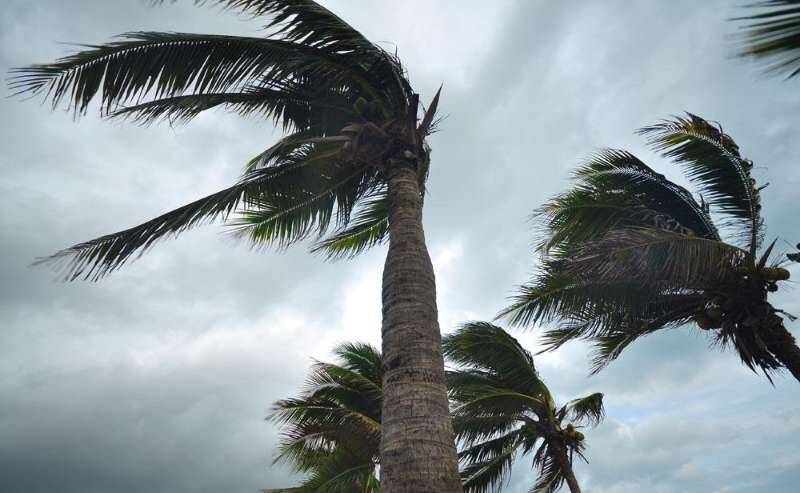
732,0,800,79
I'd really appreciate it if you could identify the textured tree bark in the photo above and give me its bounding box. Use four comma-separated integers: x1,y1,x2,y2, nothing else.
553,442,582,493
762,313,800,382
379,159,463,493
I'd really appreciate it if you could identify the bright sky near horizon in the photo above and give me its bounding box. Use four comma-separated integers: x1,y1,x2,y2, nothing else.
1,1,799,492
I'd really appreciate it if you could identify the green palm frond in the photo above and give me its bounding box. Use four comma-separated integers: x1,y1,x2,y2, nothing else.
562,393,605,426
310,191,390,260
262,448,379,493
638,113,763,251
443,322,549,398
269,341,381,474
541,149,719,249
110,85,355,130
33,165,302,281
732,0,800,79
9,32,363,117
499,269,659,331
183,0,413,105
565,227,747,286
460,442,519,493
530,454,564,493
451,413,521,445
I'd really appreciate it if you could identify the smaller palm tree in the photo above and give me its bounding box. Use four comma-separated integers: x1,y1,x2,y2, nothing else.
443,322,604,493
266,342,382,492
501,114,800,382
732,0,800,79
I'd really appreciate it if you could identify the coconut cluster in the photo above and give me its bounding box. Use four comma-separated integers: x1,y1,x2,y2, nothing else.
562,423,585,442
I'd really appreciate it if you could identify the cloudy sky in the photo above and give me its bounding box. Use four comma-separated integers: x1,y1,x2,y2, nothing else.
2,1,799,492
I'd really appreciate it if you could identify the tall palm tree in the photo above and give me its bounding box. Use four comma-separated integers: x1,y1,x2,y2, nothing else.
443,322,605,493
266,342,382,492
732,0,800,79
501,114,800,382
9,2,462,491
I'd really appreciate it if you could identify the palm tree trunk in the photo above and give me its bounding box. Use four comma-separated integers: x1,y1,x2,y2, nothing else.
553,442,581,493
762,311,800,382
379,158,463,493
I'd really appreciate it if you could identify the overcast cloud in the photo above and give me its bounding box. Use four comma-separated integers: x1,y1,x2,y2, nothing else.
1,1,799,492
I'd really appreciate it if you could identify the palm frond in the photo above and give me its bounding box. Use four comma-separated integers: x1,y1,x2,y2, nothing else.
269,341,382,475
33,166,291,281
451,414,520,446
110,84,355,130
732,0,800,79
443,322,548,398
530,454,564,493
498,269,660,330
460,441,519,493
540,149,720,250
311,191,389,260
263,448,378,493
231,162,376,248
10,32,354,116
171,0,413,105
565,227,747,286
563,393,605,426
638,113,763,251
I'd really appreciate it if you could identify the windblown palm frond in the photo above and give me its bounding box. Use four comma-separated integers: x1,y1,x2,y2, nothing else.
445,323,604,493
10,0,445,280
638,113,763,251
267,342,382,491
504,114,800,382
732,0,800,79
262,448,379,493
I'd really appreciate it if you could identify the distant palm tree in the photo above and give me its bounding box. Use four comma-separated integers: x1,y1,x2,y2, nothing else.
501,114,800,382
9,2,461,490
443,322,605,493
266,342,382,492
732,0,800,79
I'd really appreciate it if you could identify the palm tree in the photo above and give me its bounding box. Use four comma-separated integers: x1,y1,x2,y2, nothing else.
266,342,382,492
501,113,800,382
443,322,604,493
732,0,800,79
9,2,462,491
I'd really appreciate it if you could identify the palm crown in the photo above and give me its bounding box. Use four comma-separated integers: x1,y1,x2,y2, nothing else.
500,114,800,382
9,0,440,280
443,323,604,493
267,342,382,492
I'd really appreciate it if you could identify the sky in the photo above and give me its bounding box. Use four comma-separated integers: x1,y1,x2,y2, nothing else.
1,1,799,492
